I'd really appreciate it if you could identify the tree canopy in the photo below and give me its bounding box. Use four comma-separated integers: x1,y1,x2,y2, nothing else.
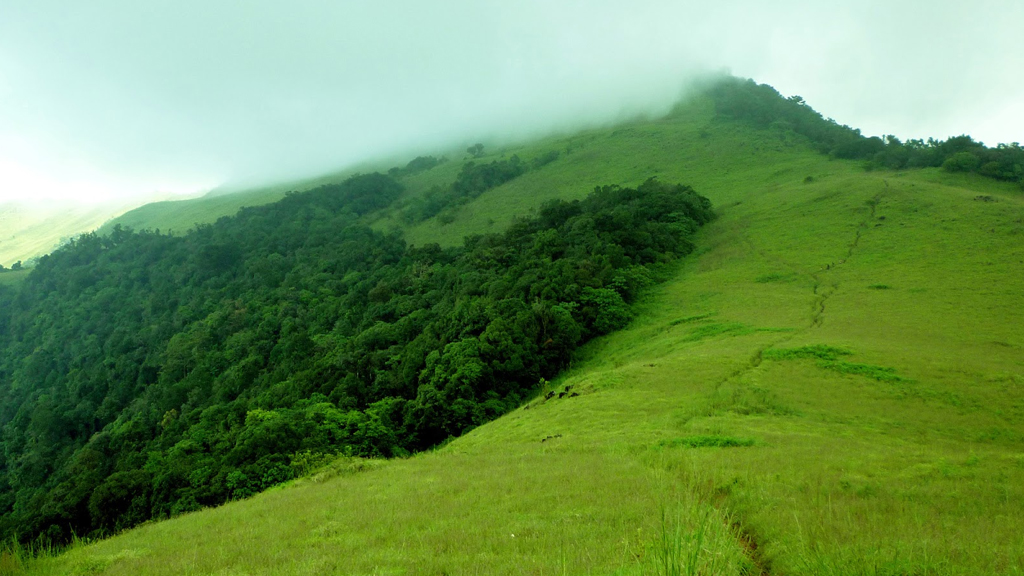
0,173,712,545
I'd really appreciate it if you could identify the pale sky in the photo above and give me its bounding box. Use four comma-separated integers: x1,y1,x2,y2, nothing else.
0,1,1022,205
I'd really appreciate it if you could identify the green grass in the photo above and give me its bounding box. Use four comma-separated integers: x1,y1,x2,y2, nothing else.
658,436,756,449
19,95,1024,575
0,269,29,286
754,272,797,283
97,156,409,235
0,203,122,268
763,344,853,361
97,188,292,235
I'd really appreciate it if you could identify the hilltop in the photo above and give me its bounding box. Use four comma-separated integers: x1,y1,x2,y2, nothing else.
2,78,1023,575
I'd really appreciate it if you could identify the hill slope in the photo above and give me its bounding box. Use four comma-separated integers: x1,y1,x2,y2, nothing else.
14,89,1024,575
95,160,403,237
0,202,133,269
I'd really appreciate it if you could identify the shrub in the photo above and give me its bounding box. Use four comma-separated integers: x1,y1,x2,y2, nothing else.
942,151,981,173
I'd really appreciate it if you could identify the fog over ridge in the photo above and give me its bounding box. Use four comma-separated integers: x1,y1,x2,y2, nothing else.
0,1,1021,204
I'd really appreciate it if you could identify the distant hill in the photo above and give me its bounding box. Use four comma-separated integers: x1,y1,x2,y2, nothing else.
5,77,1024,575
96,161,399,236
0,202,131,268
95,187,290,236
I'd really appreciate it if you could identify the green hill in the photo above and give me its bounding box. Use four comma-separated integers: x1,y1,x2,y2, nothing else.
95,159,410,237
6,80,1024,575
0,203,133,270
93,190,287,236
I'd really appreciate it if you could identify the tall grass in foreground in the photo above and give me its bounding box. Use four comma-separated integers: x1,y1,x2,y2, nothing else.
0,538,65,576
633,503,753,576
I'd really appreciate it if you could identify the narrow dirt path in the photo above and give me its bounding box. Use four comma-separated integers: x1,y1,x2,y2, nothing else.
808,189,884,328
693,185,888,574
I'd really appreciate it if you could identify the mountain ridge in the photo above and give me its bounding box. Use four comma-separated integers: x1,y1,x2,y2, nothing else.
4,78,1023,575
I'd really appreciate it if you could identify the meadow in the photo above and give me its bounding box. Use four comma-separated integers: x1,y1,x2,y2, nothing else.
10,94,1024,575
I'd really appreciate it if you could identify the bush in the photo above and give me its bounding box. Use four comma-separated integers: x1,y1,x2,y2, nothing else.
531,150,560,169
942,152,981,173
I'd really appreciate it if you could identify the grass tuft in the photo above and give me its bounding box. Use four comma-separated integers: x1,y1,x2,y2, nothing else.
668,313,715,326
659,436,756,449
764,346,909,383
820,361,908,383
635,505,754,576
763,345,853,362
755,272,796,283
681,323,754,342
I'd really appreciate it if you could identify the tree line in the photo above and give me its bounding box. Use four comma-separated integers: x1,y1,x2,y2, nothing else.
706,77,1023,184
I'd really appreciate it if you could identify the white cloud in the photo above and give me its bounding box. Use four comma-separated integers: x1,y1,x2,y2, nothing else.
0,0,1020,204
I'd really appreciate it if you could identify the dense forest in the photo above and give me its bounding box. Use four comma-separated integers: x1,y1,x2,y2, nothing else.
706,77,1024,184
0,172,713,544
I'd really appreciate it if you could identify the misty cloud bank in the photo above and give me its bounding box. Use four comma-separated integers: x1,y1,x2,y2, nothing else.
0,0,1021,203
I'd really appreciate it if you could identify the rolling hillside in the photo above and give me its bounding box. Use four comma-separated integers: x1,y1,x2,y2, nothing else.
95,160,404,237
9,85,1024,575
0,202,132,269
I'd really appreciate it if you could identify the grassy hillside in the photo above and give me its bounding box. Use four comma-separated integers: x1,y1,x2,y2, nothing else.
96,159,407,236
0,203,133,269
15,95,1024,575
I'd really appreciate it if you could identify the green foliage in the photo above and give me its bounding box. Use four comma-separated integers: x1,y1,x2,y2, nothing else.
707,77,1024,184
0,172,711,544
387,155,446,178
402,155,528,222
705,77,880,160
580,287,633,334
88,471,152,533
530,150,560,169
942,151,981,173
